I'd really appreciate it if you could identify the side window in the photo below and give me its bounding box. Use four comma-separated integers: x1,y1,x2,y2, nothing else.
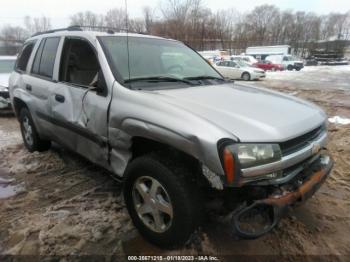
32,37,60,79
15,41,36,72
59,38,100,87
31,39,45,75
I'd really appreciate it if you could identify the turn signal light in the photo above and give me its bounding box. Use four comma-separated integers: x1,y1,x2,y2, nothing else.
223,148,235,184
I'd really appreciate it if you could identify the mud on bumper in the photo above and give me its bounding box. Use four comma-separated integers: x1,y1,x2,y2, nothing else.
231,154,334,239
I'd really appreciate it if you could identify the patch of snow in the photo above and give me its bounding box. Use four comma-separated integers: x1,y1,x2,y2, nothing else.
0,182,25,199
328,116,350,125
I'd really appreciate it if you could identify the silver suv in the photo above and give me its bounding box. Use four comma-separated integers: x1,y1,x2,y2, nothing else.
9,27,333,247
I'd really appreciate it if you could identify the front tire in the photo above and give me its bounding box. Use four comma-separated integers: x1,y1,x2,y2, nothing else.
123,154,200,248
287,65,293,71
242,72,251,81
19,108,51,152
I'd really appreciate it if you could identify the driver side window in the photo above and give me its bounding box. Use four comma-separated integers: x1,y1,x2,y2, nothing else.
59,38,100,88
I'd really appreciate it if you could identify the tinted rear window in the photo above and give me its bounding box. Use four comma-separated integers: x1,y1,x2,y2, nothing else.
32,37,60,78
16,41,36,72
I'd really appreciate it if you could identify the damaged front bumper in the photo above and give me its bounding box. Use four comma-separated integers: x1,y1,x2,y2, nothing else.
231,153,333,239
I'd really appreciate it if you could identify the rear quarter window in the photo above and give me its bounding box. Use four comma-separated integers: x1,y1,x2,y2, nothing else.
15,41,36,72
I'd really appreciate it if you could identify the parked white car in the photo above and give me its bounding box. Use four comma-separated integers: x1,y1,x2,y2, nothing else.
230,55,258,65
0,56,17,109
214,60,265,81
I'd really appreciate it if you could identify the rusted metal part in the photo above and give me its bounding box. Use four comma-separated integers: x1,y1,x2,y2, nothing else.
231,155,333,239
258,156,333,207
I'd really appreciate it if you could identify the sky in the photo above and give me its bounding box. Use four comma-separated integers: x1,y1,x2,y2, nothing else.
0,0,350,28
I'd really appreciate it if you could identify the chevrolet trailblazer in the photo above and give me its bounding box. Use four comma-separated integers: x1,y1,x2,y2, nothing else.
9,26,333,247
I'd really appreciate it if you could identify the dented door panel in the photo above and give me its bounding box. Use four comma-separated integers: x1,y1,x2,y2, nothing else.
50,82,111,167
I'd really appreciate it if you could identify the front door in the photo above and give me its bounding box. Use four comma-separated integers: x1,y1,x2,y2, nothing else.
50,37,112,167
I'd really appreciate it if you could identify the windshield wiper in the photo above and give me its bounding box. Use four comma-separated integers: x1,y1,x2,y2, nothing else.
124,76,194,85
183,75,225,81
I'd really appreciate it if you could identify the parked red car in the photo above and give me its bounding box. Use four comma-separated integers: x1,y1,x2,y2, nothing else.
253,60,284,71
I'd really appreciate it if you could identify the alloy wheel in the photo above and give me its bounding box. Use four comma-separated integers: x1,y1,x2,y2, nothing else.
132,176,173,233
22,116,34,146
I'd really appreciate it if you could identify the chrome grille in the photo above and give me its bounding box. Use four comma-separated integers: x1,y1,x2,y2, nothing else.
279,125,326,156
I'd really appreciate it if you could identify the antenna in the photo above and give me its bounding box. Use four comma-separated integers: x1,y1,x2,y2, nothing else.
125,0,131,82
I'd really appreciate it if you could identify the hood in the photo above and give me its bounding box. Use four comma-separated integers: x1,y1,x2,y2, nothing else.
0,73,10,89
151,83,325,142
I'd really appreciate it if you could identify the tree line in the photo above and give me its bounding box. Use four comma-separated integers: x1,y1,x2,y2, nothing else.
1,0,350,56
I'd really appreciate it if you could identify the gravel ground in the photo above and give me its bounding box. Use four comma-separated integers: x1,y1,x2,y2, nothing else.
0,66,350,260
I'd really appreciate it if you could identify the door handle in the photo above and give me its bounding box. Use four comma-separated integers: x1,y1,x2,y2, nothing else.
55,94,65,103
26,84,32,91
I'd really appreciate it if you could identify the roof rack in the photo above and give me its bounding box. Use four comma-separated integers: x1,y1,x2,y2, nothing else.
31,26,81,37
31,25,145,37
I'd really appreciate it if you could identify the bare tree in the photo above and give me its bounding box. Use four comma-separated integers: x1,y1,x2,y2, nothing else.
20,3,349,57
104,8,127,29
70,11,104,30
24,16,51,35
0,25,27,54
160,0,201,41
1,25,27,42
143,6,154,33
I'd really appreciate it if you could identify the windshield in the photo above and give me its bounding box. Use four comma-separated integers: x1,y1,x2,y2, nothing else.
0,60,15,73
99,36,222,85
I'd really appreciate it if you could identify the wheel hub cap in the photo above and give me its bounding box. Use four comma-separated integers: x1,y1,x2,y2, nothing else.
23,116,33,146
132,176,173,233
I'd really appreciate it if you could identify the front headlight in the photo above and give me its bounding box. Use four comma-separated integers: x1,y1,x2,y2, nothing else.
220,143,282,184
227,144,281,169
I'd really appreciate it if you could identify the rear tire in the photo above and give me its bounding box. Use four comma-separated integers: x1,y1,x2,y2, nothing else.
242,72,251,81
287,65,293,71
123,153,200,248
19,108,51,152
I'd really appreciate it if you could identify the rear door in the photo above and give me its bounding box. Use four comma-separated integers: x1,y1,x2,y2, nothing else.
228,61,241,78
21,37,62,138
220,61,234,78
50,36,112,167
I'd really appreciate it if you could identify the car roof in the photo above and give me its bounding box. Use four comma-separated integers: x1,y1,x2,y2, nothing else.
0,56,17,60
26,29,176,44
